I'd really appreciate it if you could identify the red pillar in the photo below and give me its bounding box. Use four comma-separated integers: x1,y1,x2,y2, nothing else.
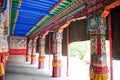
66,27,69,77
52,32,62,77
26,38,31,62
0,12,5,80
108,14,113,80
0,54,5,80
31,40,36,64
88,16,108,80
48,33,51,69
38,37,46,69
26,39,32,62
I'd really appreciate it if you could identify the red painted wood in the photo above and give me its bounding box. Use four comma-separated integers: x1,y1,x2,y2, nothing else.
0,75,4,80
97,37,101,55
48,33,51,69
108,14,113,80
66,27,69,77
53,59,61,63
38,55,45,69
9,49,27,55
0,0,4,7
31,54,36,64
38,61,44,69
26,37,29,61
52,67,61,77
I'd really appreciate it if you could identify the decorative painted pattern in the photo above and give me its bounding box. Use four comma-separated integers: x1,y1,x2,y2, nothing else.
32,40,36,54
87,15,107,31
52,32,62,66
2,35,8,52
39,37,45,55
88,12,108,80
0,12,4,52
28,40,32,55
0,0,7,12
10,36,27,49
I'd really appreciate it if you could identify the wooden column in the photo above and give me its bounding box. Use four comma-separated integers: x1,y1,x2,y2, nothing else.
31,39,37,64
88,15,108,80
66,27,69,77
26,39,32,62
0,12,5,80
108,14,113,80
52,32,62,77
38,31,49,69
38,37,46,69
48,33,51,69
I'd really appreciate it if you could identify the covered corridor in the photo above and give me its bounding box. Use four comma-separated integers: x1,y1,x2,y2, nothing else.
0,0,120,80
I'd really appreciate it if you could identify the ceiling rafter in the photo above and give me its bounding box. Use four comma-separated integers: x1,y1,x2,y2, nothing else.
12,7,54,16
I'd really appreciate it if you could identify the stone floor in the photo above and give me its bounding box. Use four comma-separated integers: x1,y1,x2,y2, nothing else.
5,61,64,80
5,55,90,80
5,55,120,80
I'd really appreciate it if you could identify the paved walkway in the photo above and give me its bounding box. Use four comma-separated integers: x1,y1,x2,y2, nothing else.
5,55,120,80
5,55,90,80
5,61,65,80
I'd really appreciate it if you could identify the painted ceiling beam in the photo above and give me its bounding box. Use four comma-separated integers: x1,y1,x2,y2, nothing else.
12,1,52,9
38,0,59,2
15,27,31,29
14,31,27,34
15,28,30,30
14,28,31,31
29,0,87,37
12,7,49,14
19,13,44,18
22,0,53,7
21,6,48,12
33,0,57,5
12,3,50,11
24,0,60,36
12,7,54,16
12,1,51,9
26,0,66,36
14,34,25,36
18,15,37,19
11,22,35,26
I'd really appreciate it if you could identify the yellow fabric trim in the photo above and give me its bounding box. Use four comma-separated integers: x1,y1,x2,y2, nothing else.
90,69,108,80
27,55,31,58
31,56,36,59
53,63,62,67
39,58,45,62
5,56,8,61
0,63,4,76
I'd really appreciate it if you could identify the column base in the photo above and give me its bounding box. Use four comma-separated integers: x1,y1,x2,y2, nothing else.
0,63,5,80
26,54,31,62
52,67,61,77
0,75,5,80
38,61,44,69
38,55,45,69
31,54,36,64
1,53,7,69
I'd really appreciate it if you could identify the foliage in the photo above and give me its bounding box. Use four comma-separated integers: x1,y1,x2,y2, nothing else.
69,41,90,60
